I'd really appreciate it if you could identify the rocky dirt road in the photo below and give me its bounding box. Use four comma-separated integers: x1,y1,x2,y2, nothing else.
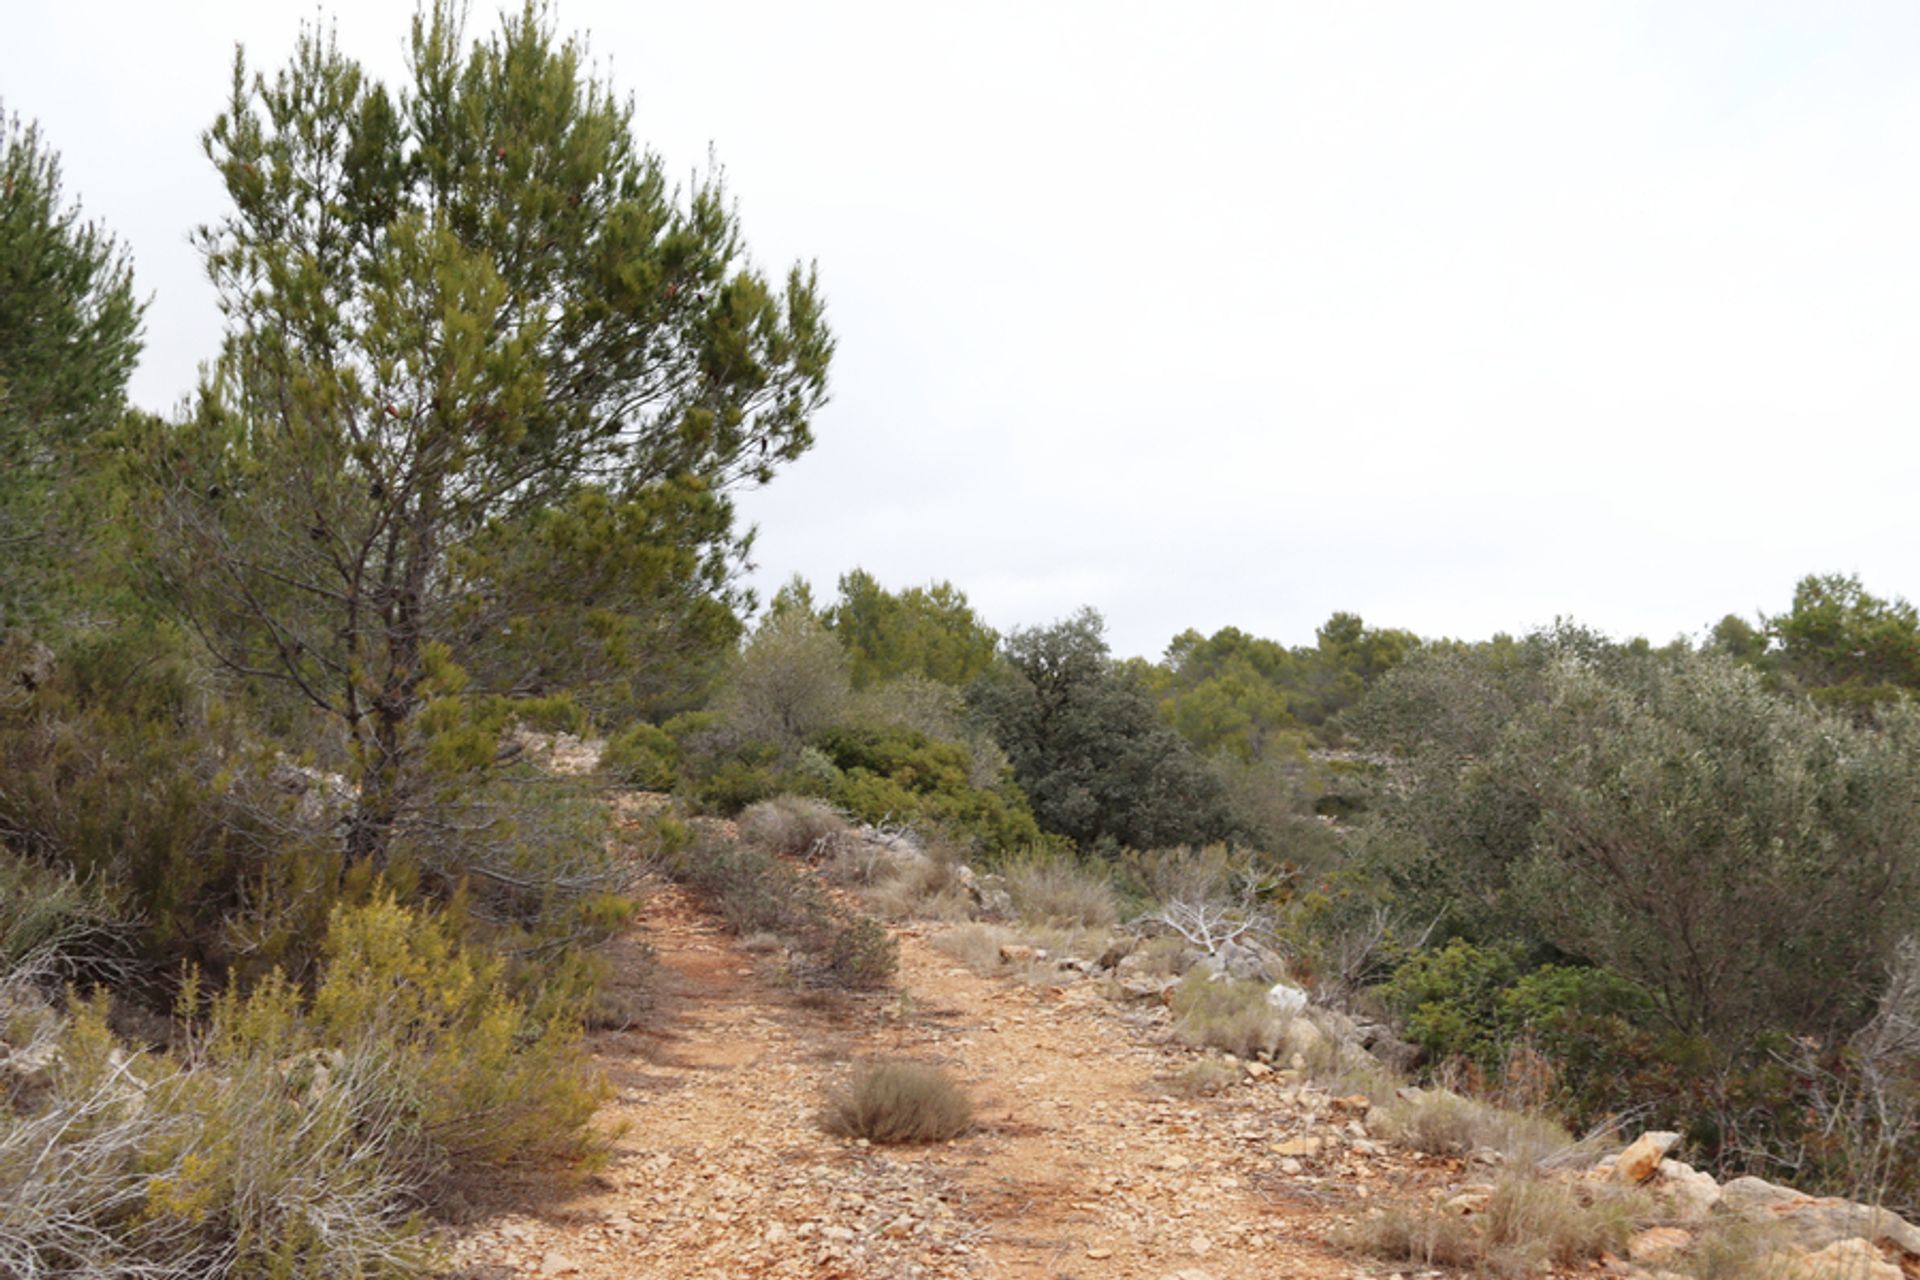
448,883,1387,1280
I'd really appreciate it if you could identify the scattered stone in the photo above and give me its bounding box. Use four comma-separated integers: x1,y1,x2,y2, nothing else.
1274,1136,1322,1158
1086,1245,1113,1259
1720,1175,1805,1214
1628,1226,1692,1263
538,1252,580,1277
1613,1130,1682,1185
1443,1190,1491,1215
1282,1017,1325,1060
1656,1158,1722,1220
1266,982,1310,1016
1765,1238,1903,1280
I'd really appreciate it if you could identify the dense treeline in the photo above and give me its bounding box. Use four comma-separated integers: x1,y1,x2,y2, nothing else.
9,2,1920,1271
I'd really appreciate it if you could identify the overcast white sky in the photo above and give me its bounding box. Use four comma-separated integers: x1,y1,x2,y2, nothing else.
7,2,1918,658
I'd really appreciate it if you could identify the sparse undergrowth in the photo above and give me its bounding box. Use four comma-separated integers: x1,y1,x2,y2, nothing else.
1169,971,1291,1058
659,823,898,989
820,1060,973,1145
1343,1174,1647,1279
1370,1086,1581,1168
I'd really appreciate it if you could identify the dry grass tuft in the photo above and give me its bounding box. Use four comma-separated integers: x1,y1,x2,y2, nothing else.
1344,1173,1646,1278
931,923,1017,973
864,854,975,921
1372,1087,1574,1166
1666,1218,1793,1280
1002,853,1119,928
821,1060,973,1145
1168,971,1289,1058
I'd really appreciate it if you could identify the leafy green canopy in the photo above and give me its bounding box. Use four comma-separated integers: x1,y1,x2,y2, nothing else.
1350,629,1920,1040
824,569,999,689
145,4,832,861
970,608,1236,853
1769,573,1920,717
0,108,144,625
1154,613,1420,758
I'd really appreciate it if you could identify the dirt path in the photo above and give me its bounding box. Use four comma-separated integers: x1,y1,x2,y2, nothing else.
448,889,1379,1280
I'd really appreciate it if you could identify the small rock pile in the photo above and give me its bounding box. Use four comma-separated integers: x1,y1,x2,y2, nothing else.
1599,1131,1920,1279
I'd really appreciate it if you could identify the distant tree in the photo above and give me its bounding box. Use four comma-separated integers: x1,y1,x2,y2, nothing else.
0,108,144,627
1766,573,1920,718
1706,612,1769,667
1158,626,1299,762
1294,611,1421,731
970,608,1234,851
720,610,851,752
824,569,999,689
147,8,832,865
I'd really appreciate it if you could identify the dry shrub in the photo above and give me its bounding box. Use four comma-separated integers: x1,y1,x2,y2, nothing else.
820,836,894,888
1372,1087,1573,1166
666,836,896,989
1002,851,1119,928
1169,972,1288,1058
1294,1022,1401,1102
1344,1200,1484,1271
815,914,898,990
932,923,1017,973
1344,1174,1645,1279
864,854,973,922
737,795,848,858
0,987,434,1280
821,1061,972,1145
1128,933,1191,977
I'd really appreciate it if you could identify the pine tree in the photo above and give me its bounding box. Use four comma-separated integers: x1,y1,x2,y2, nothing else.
0,108,144,627
149,4,833,864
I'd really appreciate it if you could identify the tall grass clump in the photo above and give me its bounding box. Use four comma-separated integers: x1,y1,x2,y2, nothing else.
821,1060,972,1145
1371,1087,1575,1167
1002,849,1119,928
1169,971,1289,1058
1345,1174,1646,1279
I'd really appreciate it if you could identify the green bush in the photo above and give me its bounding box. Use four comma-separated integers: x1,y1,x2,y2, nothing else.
1381,938,1530,1068
306,894,603,1177
0,632,346,990
600,721,679,790
814,726,1043,855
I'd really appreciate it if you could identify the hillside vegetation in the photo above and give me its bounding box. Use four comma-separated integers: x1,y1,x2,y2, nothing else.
6,4,1920,1276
